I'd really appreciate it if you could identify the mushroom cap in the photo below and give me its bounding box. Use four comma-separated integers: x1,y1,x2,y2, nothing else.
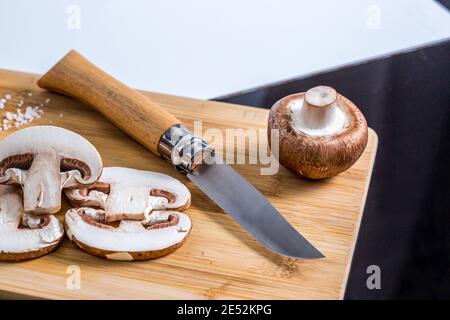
268,90,368,179
0,126,103,214
64,167,192,261
0,185,64,262
0,126,102,186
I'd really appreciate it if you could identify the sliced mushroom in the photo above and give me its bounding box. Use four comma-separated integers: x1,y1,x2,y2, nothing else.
64,167,192,261
0,126,103,214
268,86,368,179
65,167,191,221
0,185,64,261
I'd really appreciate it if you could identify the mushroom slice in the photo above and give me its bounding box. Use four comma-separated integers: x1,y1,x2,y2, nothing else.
64,167,192,260
0,185,64,261
268,86,368,179
0,126,103,214
65,208,191,261
64,167,191,222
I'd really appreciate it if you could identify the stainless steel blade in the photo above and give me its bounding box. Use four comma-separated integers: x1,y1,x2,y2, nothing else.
187,163,324,259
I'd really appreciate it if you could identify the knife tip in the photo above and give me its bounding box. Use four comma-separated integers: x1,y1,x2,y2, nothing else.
309,252,325,259
280,246,325,260
293,252,325,260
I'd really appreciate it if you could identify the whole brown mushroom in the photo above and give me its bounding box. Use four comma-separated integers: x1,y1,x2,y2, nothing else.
268,86,368,179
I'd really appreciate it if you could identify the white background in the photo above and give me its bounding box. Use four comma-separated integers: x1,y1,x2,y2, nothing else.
0,0,449,99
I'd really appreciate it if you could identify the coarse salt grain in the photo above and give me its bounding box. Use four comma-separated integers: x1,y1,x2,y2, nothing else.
5,94,11,100
0,103,45,131
6,112,14,120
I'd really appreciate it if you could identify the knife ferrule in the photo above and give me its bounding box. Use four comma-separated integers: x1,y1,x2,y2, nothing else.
159,124,215,173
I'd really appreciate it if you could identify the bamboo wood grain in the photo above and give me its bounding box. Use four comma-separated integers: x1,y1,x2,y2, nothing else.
37,50,179,155
0,69,377,300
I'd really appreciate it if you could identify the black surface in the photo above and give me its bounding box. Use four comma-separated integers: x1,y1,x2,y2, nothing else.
437,0,450,11
215,39,450,299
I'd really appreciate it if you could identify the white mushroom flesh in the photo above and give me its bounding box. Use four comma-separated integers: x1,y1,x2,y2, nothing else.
289,86,347,136
22,148,61,213
141,210,171,225
0,186,63,254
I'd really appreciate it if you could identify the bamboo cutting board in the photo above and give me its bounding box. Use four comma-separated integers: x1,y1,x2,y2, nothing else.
0,69,377,300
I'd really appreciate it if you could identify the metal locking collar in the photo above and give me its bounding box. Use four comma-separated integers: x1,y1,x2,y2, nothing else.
158,124,215,173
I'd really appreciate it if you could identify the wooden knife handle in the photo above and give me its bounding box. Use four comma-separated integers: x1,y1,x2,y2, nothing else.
37,50,180,155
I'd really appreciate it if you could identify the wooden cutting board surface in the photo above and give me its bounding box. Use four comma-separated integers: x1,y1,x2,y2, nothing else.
0,69,377,300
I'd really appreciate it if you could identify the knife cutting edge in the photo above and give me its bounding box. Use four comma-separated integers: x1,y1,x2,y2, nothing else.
37,50,324,259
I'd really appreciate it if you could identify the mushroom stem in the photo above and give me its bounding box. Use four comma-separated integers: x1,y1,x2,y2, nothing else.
23,149,62,214
290,86,346,136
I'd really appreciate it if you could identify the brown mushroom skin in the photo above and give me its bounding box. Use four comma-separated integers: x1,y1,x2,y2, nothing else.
268,92,368,179
67,230,191,261
0,239,63,262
